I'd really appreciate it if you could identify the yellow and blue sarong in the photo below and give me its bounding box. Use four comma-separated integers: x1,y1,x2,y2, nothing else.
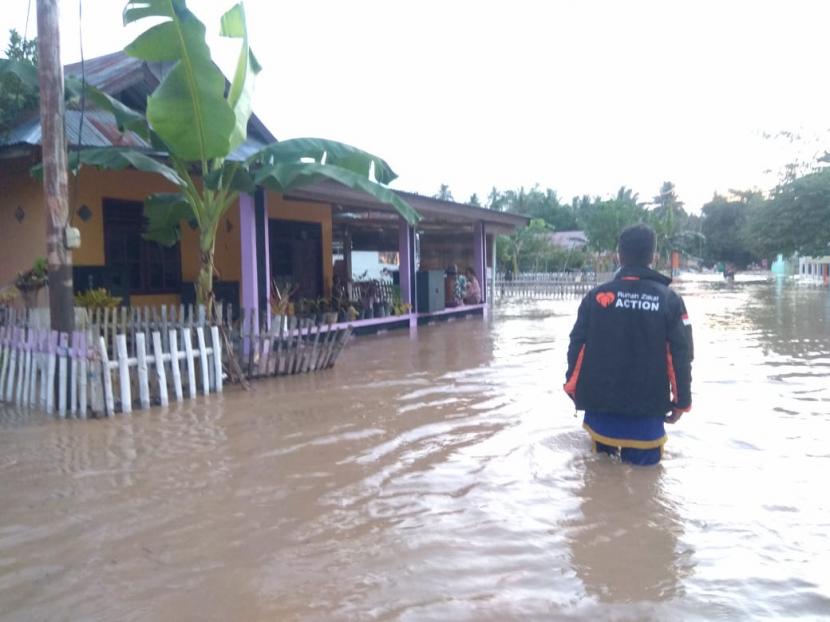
583,411,667,465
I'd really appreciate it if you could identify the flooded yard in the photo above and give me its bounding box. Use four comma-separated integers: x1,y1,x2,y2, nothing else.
1,279,829,620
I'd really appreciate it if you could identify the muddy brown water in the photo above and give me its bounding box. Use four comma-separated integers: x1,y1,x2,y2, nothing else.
1,277,829,621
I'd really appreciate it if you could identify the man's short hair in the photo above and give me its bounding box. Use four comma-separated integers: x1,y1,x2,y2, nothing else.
618,224,656,267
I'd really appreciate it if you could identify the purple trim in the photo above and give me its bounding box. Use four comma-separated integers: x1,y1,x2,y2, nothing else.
261,193,271,328
473,221,486,303
417,303,486,318
239,193,258,328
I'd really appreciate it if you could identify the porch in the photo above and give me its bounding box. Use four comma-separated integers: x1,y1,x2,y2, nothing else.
235,180,528,335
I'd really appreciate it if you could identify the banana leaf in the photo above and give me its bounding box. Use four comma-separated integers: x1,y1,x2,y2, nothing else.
220,2,261,152
124,0,235,162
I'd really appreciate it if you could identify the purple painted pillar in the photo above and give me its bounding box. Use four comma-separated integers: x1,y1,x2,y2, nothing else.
240,190,271,330
398,219,413,305
255,189,270,329
473,221,486,303
239,192,258,326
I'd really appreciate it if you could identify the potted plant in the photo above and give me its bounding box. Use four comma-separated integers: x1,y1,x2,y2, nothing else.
320,297,338,324
74,288,122,312
271,281,298,316
0,286,19,306
15,258,48,310
332,293,349,323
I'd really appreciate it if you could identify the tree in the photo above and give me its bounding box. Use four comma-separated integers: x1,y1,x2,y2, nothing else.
434,184,454,201
497,218,550,275
699,193,759,267
576,195,646,253
494,184,578,230
744,169,830,259
647,181,688,266
468,193,481,207
0,29,38,138
1,1,419,316
487,186,507,211
496,218,587,274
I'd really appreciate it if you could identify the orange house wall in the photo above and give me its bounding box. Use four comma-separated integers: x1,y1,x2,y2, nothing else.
1,160,331,304
0,162,241,303
0,157,47,287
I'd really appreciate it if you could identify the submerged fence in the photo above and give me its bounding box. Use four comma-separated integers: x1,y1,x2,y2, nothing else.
0,321,222,418
236,312,352,379
494,272,600,299
0,302,353,419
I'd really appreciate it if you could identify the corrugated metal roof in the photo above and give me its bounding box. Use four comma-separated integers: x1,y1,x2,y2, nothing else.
4,110,151,149
286,180,530,231
65,51,151,94
1,51,275,153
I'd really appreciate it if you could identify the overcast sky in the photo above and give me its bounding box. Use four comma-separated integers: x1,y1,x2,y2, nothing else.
3,0,830,211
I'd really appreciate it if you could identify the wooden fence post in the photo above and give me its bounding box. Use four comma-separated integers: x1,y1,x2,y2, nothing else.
99,336,114,417
169,329,183,402
182,327,197,399
152,331,169,407
211,326,223,393
78,332,88,418
136,332,150,410
196,326,209,395
58,332,70,417
116,333,131,414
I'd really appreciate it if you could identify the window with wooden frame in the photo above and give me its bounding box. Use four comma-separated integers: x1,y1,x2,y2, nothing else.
103,199,182,295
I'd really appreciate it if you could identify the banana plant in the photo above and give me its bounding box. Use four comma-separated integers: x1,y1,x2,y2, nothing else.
2,0,420,315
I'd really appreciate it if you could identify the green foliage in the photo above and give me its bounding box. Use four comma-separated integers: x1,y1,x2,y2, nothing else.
647,181,689,265
15,257,48,292
0,286,18,305
744,169,830,258
434,184,454,201
74,288,122,310
496,219,586,273
577,193,646,253
490,185,578,231
31,257,48,279
699,194,759,267
0,29,38,139
124,0,237,162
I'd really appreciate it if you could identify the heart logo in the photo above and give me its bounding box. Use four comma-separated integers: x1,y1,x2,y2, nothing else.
595,292,616,308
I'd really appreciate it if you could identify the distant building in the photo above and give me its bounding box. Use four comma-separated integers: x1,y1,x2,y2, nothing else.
547,231,588,249
797,256,830,285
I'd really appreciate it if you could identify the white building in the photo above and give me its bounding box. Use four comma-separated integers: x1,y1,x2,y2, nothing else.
797,256,830,284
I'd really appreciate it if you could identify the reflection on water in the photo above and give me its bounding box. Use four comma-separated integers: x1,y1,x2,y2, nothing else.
1,282,830,620
568,461,692,605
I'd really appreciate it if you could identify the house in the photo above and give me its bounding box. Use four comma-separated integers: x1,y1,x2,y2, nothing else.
797,256,830,285
546,230,588,250
0,52,528,332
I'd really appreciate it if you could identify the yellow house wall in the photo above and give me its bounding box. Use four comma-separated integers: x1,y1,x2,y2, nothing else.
0,157,47,287
1,160,330,304
267,192,333,297
0,161,242,304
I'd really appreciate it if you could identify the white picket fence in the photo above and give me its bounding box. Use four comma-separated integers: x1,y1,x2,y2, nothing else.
0,324,222,418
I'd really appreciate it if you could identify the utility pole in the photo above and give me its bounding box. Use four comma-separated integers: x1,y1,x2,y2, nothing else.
36,0,75,332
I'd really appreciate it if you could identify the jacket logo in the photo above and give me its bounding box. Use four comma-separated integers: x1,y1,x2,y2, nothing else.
595,292,616,308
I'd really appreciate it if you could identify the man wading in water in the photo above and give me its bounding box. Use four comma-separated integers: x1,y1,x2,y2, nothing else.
564,224,694,465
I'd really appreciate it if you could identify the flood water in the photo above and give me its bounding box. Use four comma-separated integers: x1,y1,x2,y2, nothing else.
1,278,829,621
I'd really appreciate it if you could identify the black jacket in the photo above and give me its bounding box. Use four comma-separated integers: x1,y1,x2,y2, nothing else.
564,266,693,416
